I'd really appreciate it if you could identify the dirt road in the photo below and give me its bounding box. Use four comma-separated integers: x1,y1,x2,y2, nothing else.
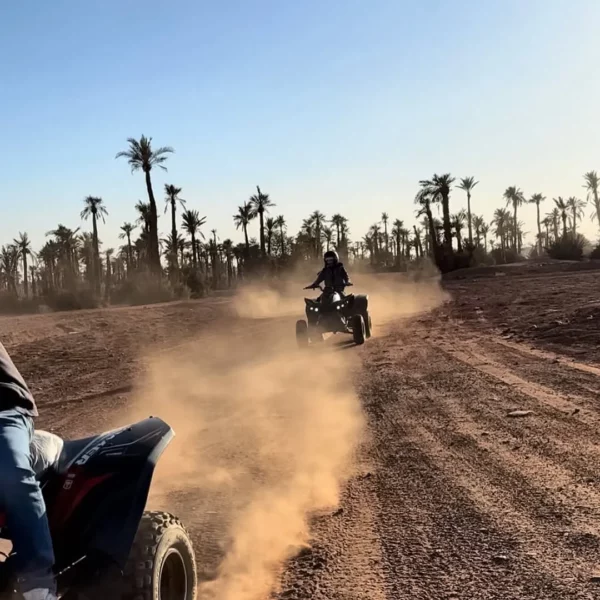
2,268,600,599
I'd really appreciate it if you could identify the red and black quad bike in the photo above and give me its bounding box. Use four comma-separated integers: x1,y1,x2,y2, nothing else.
295,283,372,347
0,417,197,600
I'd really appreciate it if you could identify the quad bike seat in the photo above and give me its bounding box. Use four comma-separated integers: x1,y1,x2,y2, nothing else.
31,430,103,478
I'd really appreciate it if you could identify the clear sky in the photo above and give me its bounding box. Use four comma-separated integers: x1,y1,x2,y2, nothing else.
2,0,600,252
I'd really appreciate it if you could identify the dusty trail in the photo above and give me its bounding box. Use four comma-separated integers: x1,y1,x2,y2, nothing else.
279,318,600,600
3,269,600,599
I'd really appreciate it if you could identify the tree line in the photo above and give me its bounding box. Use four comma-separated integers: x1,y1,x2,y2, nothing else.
2,135,600,308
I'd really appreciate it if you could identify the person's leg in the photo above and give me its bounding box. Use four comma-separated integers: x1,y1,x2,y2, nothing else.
0,409,55,599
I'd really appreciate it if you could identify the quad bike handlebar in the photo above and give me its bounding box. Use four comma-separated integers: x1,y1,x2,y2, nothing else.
304,283,353,290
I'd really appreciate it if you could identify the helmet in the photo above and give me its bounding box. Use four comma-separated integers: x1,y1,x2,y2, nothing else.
324,250,339,266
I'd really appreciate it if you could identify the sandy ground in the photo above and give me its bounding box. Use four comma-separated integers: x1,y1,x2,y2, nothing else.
2,267,600,599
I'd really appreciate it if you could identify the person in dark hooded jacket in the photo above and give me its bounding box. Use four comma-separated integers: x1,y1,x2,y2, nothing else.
307,250,351,292
0,343,56,599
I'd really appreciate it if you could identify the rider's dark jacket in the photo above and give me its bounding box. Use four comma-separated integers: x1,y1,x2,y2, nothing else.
0,343,37,416
311,262,350,290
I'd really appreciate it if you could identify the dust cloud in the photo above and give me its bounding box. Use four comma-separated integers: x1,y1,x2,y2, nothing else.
125,320,364,600
123,271,446,599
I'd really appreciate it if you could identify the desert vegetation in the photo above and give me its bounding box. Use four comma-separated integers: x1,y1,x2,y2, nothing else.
2,135,599,313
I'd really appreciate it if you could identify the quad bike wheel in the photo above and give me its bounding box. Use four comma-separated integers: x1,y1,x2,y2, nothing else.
363,310,372,339
121,511,197,600
296,320,309,348
352,314,366,345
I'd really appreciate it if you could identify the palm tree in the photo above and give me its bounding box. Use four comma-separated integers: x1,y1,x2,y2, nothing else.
13,232,33,297
392,219,404,265
233,202,254,252
528,193,546,252
381,212,390,256
181,209,206,268
265,218,276,256
547,208,561,242
541,216,551,247
322,226,333,251
503,186,525,251
331,214,344,248
419,174,455,253
472,215,484,248
415,188,441,264
309,211,326,257
119,223,136,273
480,223,490,252
584,171,600,228
164,184,186,270
222,239,234,287
553,197,569,238
80,196,108,293
492,208,511,256
457,177,479,246
0,245,19,294
275,215,286,257
116,136,174,272
451,210,467,252
567,196,586,235
249,186,274,257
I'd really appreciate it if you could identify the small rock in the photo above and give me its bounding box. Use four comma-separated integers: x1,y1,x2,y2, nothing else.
481,432,490,437
572,408,581,416
331,508,344,517
493,554,510,565
590,573,600,583
507,410,534,418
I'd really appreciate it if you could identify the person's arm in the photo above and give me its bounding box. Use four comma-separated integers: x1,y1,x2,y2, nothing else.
309,269,325,287
340,265,351,283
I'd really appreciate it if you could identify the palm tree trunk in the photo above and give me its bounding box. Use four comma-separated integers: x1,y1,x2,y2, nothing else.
191,233,197,267
572,209,577,236
259,210,266,256
171,200,178,270
280,225,285,257
562,215,568,238
92,214,101,294
513,202,518,251
242,224,249,251
536,202,542,252
22,254,28,298
144,170,161,273
126,234,133,274
467,191,473,246
441,193,453,252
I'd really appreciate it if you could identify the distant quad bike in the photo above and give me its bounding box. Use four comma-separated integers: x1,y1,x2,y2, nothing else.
296,283,372,347
0,417,197,600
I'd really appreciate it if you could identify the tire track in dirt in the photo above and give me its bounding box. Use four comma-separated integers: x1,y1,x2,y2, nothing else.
281,319,600,599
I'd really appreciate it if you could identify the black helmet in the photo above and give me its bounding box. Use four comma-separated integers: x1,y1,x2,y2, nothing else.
324,250,339,266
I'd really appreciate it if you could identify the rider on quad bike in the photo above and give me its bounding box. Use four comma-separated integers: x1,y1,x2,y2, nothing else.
308,250,351,294
0,343,56,600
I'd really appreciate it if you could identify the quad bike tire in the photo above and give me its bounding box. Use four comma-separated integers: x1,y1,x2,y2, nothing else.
296,320,309,348
352,314,366,345
120,511,197,600
363,310,372,339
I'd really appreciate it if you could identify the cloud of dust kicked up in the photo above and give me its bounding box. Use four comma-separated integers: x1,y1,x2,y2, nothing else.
121,271,446,599
124,318,364,600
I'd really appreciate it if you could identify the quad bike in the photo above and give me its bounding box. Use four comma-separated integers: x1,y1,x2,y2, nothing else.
296,283,372,347
0,417,197,600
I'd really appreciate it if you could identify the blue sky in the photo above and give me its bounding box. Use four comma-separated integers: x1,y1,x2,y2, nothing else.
2,0,600,252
